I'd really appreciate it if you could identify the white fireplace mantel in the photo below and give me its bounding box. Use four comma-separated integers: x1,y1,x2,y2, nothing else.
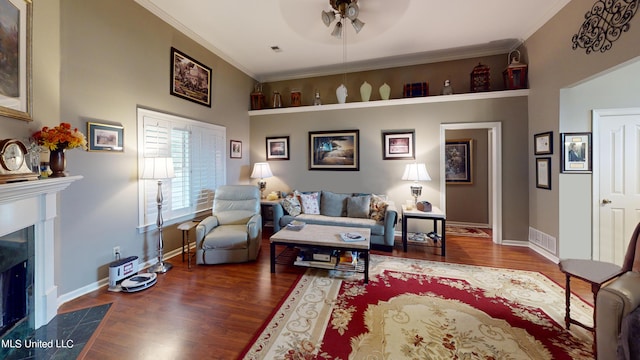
0,176,82,329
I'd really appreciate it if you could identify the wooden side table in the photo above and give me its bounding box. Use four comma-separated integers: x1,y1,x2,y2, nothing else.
559,259,622,355
178,220,199,269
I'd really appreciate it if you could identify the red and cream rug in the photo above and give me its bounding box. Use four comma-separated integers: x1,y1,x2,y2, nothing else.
240,255,593,359
445,225,492,238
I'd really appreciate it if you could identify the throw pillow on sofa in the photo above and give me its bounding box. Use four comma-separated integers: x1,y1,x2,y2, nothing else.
321,191,349,217
282,194,302,216
347,195,371,218
369,194,389,222
299,192,321,214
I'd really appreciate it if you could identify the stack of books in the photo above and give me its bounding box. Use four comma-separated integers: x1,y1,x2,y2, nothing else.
294,248,337,269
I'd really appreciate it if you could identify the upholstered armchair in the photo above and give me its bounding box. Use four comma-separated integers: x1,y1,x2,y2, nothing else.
195,185,262,265
596,222,640,359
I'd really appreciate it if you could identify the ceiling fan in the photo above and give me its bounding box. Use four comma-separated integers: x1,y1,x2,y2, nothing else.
321,0,365,38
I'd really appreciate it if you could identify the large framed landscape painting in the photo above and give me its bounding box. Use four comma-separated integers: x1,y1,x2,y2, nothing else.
445,139,473,184
309,130,359,171
170,47,212,107
0,0,32,122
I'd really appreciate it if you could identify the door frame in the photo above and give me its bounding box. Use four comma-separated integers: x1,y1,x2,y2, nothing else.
440,122,502,244
591,107,640,260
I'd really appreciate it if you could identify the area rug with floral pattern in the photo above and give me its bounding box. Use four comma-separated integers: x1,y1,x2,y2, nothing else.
445,225,492,238
240,255,593,359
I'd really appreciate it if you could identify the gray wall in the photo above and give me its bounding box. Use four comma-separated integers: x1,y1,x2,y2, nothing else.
445,129,489,225
525,0,640,259
0,0,255,296
250,96,529,241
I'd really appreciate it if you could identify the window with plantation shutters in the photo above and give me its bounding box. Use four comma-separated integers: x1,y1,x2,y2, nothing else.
137,108,226,231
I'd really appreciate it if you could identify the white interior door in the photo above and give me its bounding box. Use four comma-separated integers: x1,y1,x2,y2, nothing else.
594,109,640,265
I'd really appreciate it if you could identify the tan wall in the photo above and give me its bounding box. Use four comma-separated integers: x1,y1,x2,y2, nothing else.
260,54,508,107
445,129,489,225
524,0,640,258
0,0,255,295
250,96,529,240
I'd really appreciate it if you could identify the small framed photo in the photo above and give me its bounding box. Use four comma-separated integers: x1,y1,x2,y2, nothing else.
170,47,212,107
87,122,124,152
382,130,415,160
536,157,551,189
561,132,592,173
230,140,242,158
309,130,359,171
534,131,553,155
266,136,290,160
445,139,473,184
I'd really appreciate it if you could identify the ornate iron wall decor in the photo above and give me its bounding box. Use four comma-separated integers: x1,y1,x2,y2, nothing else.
572,0,639,54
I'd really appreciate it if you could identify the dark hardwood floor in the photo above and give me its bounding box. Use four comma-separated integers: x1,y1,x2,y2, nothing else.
60,229,592,360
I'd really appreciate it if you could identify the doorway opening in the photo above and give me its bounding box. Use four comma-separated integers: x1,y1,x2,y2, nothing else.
440,122,502,244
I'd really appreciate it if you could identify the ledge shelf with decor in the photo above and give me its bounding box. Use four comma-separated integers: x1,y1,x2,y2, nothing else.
248,89,528,116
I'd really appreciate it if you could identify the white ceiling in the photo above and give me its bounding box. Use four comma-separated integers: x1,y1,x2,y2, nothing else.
135,0,571,82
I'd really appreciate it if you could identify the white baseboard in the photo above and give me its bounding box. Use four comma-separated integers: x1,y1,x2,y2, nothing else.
528,242,559,264
56,246,186,308
446,221,491,229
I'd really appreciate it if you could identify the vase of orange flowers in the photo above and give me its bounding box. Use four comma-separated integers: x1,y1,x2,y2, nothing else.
32,123,87,177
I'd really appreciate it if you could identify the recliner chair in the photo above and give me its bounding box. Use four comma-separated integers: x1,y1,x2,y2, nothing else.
596,222,640,359
195,185,262,265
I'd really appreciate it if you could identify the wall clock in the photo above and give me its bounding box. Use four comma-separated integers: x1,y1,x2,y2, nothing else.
0,139,39,184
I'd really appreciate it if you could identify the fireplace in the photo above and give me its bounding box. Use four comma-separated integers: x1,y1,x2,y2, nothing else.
0,227,33,337
0,176,81,332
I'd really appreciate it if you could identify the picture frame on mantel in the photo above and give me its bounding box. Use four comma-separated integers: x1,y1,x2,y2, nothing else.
0,0,32,122
170,47,212,107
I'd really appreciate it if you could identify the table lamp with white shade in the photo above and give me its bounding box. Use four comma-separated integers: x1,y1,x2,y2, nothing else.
401,163,431,206
250,162,273,199
141,157,175,273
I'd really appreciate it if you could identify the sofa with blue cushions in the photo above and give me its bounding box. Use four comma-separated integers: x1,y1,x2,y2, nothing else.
269,190,398,251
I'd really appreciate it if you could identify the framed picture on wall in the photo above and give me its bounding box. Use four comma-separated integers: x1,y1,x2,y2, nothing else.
382,130,415,160
0,0,32,122
445,139,472,184
561,132,592,173
170,47,212,107
230,140,242,158
536,157,551,189
87,122,124,152
309,130,359,171
266,136,290,160
534,131,553,155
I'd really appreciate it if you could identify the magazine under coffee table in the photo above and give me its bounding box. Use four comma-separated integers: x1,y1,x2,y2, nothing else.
270,224,371,283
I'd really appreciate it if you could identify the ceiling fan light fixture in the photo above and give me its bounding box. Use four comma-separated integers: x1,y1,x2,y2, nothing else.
346,3,359,21
321,10,335,27
351,18,365,33
331,20,343,38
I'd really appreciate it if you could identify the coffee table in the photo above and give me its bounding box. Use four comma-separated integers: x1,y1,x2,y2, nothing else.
270,224,371,283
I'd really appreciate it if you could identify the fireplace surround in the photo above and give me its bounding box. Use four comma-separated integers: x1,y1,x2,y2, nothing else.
0,176,81,330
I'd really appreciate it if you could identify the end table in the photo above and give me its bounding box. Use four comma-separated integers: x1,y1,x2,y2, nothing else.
178,220,199,269
559,258,622,355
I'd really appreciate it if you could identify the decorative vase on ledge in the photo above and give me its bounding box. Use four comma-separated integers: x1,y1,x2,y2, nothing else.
49,149,66,177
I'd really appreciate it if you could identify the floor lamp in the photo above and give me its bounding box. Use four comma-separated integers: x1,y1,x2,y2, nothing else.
142,157,175,273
